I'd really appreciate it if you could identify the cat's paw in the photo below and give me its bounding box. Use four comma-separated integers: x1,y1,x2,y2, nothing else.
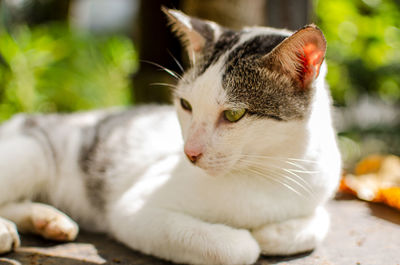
31,204,79,241
203,228,260,265
221,229,260,265
252,208,329,255
0,217,20,254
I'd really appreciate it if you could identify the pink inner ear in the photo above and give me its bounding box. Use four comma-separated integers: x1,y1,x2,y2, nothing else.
189,30,205,52
301,42,325,88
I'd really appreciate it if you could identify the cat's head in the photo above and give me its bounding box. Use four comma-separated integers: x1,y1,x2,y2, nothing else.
164,8,327,176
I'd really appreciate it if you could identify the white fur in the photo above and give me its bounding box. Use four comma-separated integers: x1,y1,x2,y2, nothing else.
107,60,340,264
0,201,78,241
0,27,341,265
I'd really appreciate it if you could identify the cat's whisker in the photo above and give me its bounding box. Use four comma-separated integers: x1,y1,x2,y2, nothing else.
281,168,314,191
230,154,321,189
263,173,311,199
238,161,304,190
286,158,318,163
237,158,316,199
238,154,319,164
288,169,320,174
141,60,186,82
283,161,320,175
232,154,318,175
284,160,308,171
149,82,178,90
280,169,318,200
261,168,315,200
238,157,314,182
246,167,305,198
167,50,184,73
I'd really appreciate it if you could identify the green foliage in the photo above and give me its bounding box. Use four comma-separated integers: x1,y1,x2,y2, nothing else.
315,0,400,105
0,23,137,121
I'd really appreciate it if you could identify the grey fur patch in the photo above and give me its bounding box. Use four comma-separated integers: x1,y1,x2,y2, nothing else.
78,125,107,210
224,34,287,74
196,29,241,76
78,110,134,210
222,34,313,120
78,107,168,210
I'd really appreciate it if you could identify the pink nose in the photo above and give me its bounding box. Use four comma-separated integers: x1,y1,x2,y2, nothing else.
184,148,202,163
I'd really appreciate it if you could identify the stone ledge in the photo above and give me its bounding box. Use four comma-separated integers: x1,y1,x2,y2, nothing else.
2,196,400,265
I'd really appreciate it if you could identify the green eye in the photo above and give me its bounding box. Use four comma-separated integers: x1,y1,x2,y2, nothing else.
223,108,247,122
180,98,192,111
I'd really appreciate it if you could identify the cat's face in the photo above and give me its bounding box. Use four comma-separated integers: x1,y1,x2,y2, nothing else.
165,9,327,176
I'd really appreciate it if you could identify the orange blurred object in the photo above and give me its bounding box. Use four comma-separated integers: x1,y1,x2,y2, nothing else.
339,155,400,210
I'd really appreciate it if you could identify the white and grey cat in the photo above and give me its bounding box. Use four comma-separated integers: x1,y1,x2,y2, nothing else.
0,9,341,265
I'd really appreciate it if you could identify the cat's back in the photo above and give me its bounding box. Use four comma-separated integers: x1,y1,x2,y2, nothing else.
0,105,182,168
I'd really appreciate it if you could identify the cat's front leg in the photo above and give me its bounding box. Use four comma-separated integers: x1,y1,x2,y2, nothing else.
0,217,20,254
0,201,78,242
252,207,329,256
109,206,260,265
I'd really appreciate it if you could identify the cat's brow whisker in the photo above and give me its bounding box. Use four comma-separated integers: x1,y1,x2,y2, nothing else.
167,50,184,73
149,82,178,90
141,60,185,82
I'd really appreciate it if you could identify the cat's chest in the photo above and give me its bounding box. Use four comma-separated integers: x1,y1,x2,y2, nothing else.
156,169,316,229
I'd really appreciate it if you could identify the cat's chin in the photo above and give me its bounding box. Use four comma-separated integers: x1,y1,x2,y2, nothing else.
199,166,232,177
194,157,238,177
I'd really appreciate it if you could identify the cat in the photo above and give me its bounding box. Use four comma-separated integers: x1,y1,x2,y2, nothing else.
0,8,341,265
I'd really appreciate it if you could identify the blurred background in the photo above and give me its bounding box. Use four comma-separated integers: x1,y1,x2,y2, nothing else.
0,0,399,169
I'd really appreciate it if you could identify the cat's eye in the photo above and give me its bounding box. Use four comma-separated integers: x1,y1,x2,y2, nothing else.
223,108,247,122
180,98,192,112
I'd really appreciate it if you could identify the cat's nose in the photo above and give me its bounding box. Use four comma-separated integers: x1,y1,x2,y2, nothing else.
186,153,202,163
184,148,202,163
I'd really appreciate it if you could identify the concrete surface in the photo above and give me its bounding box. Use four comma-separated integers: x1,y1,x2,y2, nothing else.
1,195,400,265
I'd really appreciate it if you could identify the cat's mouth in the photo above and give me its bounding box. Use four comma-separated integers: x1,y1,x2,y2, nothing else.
190,154,237,177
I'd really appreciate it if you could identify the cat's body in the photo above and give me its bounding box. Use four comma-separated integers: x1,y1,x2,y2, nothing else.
0,9,341,265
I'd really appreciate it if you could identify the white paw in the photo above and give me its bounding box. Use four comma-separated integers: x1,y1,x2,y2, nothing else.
252,208,329,255
202,228,260,265
0,217,20,254
31,204,79,241
220,229,260,265
252,222,308,255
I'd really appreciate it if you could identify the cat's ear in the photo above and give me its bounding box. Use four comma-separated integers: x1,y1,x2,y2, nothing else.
162,7,218,62
265,25,327,89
